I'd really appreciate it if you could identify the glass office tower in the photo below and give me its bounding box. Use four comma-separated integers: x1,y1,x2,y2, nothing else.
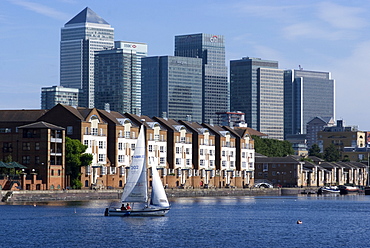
174,33,228,124
41,86,79,109
284,69,335,136
141,56,203,122
60,7,114,108
95,41,147,114
230,57,284,140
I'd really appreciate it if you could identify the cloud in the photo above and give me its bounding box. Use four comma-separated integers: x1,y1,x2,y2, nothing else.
231,3,304,21
251,45,283,62
334,40,370,82
231,2,367,41
8,0,69,21
317,2,367,29
283,22,359,41
330,40,370,129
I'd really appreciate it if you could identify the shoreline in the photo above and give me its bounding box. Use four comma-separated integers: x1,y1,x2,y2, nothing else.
0,187,315,203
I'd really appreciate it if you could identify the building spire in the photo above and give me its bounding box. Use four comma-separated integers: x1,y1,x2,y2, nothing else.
65,7,109,25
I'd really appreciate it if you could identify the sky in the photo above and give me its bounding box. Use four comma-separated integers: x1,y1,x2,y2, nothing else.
1,0,369,130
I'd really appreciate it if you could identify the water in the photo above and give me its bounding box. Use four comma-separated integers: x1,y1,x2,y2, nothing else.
2,195,370,248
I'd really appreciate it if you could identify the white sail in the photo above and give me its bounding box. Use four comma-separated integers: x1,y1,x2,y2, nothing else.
120,126,148,203
150,164,170,208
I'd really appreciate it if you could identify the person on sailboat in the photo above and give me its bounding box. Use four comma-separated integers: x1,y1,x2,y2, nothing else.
121,204,126,210
126,203,131,210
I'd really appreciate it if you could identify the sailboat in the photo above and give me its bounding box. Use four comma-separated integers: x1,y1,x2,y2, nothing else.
104,126,170,216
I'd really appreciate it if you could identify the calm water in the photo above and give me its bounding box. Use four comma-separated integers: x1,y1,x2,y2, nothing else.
1,195,370,248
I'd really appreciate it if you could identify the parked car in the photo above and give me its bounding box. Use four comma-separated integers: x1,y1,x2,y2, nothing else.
254,182,273,188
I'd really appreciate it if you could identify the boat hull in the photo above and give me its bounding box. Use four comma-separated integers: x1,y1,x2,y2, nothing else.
338,185,361,195
318,187,340,194
105,207,170,217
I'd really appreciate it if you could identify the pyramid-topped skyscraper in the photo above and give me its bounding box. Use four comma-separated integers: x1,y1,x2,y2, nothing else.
60,7,114,108
65,7,109,25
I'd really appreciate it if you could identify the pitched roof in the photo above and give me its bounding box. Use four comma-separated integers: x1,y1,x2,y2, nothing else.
7,161,27,169
65,7,109,25
255,156,302,163
307,156,325,163
123,113,155,129
201,123,237,138
18,121,64,130
97,109,125,125
55,104,85,120
319,162,338,169
180,121,215,136
234,127,268,137
0,110,47,122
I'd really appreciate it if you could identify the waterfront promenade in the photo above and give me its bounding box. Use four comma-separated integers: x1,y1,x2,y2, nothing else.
0,187,314,202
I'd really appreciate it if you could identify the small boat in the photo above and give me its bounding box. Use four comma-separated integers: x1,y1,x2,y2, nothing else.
105,126,170,217
338,185,360,195
318,186,340,194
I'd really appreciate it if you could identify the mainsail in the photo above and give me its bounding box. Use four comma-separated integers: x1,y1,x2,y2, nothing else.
120,126,148,203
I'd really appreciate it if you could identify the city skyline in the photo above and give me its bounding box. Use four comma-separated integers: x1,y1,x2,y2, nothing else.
1,0,370,130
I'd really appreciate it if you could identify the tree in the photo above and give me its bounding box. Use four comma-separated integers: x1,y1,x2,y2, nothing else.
323,144,340,162
308,144,322,158
252,135,295,157
342,155,350,162
65,137,93,188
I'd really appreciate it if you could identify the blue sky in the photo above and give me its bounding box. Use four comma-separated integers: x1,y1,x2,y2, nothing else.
1,0,369,130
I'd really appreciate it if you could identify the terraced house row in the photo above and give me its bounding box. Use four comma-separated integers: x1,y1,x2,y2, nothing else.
1,104,367,191
254,156,368,188
0,104,256,190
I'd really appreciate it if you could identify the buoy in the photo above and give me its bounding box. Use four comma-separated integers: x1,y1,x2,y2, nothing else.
297,220,302,224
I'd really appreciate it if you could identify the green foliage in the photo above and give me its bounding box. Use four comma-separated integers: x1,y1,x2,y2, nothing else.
80,153,93,167
323,144,341,162
65,137,92,188
308,144,322,158
4,155,12,163
342,155,350,162
71,178,82,189
300,157,313,162
252,135,295,157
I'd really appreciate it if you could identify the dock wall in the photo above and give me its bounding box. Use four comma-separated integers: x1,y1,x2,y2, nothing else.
1,187,312,202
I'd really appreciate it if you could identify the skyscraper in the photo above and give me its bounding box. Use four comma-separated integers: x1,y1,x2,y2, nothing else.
60,7,114,108
174,33,228,124
94,41,147,114
284,69,335,137
141,56,203,122
230,57,284,140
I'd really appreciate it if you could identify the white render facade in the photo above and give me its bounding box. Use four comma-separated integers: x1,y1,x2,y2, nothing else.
83,115,108,187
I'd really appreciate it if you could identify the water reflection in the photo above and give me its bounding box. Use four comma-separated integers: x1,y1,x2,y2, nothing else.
171,196,257,205
2,195,370,247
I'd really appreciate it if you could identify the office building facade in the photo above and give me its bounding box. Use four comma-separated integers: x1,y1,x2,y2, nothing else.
41,86,79,109
94,41,147,114
141,56,203,122
174,33,229,124
230,57,284,140
306,116,335,149
60,7,114,108
284,69,335,137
